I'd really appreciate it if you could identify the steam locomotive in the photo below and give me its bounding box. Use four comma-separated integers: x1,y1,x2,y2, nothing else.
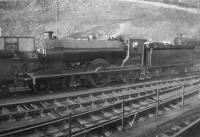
174,34,200,46
0,32,197,94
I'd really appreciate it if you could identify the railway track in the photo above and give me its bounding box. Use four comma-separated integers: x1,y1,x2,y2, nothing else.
0,76,192,124
0,75,200,137
157,110,200,137
0,80,182,131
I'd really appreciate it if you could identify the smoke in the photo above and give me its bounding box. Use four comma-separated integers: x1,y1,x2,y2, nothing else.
108,20,200,42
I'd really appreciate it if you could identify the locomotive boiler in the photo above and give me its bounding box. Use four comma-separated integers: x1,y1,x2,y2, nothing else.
37,33,127,70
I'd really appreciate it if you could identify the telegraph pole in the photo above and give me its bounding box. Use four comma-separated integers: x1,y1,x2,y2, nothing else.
56,0,59,37
0,27,1,36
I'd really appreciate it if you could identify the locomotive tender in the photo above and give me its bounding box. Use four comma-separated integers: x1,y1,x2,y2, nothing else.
0,37,36,93
0,32,196,94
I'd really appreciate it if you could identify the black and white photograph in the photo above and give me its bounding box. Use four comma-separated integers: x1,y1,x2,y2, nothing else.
0,0,200,137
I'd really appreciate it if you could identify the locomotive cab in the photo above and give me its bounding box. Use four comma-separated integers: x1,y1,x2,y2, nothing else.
119,35,147,67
